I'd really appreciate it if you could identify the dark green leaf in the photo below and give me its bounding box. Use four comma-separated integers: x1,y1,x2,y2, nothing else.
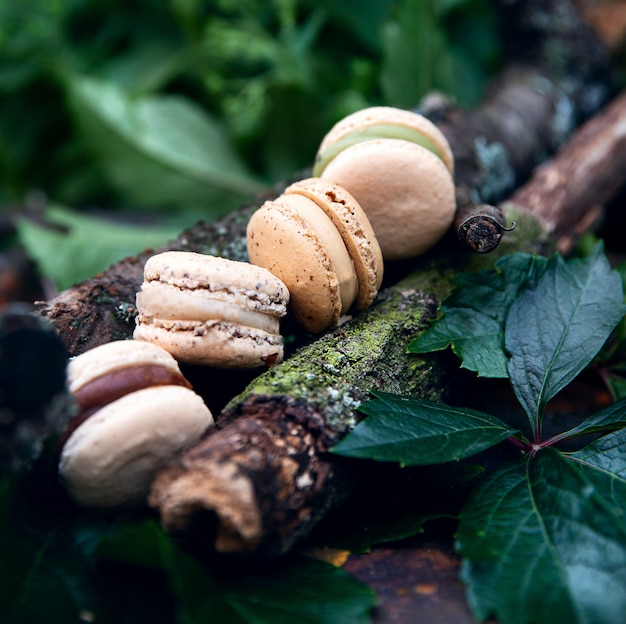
568,428,626,517
545,397,626,445
409,253,547,378
332,391,520,465
380,0,439,108
506,244,626,434
570,426,626,479
458,449,626,624
15,206,180,290
165,543,376,624
67,77,267,213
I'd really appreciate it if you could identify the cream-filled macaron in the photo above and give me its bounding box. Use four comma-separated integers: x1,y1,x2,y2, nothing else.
247,178,383,333
59,340,214,507
133,251,289,368
313,106,456,260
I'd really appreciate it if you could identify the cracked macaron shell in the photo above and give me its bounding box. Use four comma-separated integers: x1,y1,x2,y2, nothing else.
246,178,383,333
133,251,289,368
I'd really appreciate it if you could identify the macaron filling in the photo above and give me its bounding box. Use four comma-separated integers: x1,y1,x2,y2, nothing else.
284,194,358,314
313,122,445,177
136,283,282,335
73,364,192,413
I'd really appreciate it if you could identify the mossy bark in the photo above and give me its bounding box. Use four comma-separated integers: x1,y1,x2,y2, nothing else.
149,268,456,557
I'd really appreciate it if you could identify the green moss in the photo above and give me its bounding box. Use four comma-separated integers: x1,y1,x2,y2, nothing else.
226,284,448,435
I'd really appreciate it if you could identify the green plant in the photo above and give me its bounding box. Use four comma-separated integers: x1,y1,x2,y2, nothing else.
333,243,626,623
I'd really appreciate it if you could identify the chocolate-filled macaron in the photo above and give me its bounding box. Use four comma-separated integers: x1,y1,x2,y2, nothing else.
313,106,456,260
247,177,383,333
134,251,289,368
59,340,213,507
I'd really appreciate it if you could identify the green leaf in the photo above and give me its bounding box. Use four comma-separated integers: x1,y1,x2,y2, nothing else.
15,205,180,290
545,397,626,445
568,428,626,518
408,253,547,378
67,76,268,213
458,448,626,624
165,543,376,624
331,391,520,465
570,426,626,480
380,0,440,108
506,244,626,435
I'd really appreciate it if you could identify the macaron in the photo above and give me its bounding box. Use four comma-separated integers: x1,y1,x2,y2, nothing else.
246,177,383,333
313,106,456,261
133,251,289,368
59,340,214,507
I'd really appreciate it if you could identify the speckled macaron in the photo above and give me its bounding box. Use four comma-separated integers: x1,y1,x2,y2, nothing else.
246,177,383,333
313,106,456,260
133,251,289,368
59,340,214,507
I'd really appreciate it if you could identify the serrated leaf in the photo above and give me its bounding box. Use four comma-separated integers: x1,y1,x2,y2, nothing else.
409,253,547,378
570,426,626,479
331,391,520,465
67,76,267,213
457,449,626,624
506,244,626,435
15,206,180,290
568,428,626,517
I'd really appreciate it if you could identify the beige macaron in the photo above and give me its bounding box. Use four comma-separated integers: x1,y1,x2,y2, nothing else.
59,340,214,507
133,251,289,368
246,177,383,333
313,106,456,260
60,385,213,507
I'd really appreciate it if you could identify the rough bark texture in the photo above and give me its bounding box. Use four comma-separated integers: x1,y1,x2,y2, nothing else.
505,89,626,253
37,0,614,355
150,279,451,556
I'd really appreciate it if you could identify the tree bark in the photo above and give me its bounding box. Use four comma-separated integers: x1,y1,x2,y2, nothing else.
148,87,626,557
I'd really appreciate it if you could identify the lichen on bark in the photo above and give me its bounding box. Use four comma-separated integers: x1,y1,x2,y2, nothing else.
224,270,450,436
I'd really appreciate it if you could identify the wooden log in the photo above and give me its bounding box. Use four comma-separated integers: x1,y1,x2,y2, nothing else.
148,88,626,557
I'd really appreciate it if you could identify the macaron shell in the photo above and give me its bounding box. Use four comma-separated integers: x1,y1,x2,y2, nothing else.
284,178,383,311
67,339,183,394
134,318,285,367
247,196,348,333
59,385,214,507
143,251,289,308
320,139,456,260
317,106,454,175
134,251,289,368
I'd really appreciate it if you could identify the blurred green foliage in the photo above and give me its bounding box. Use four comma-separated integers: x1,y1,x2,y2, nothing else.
0,0,501,210
0,0,501,288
